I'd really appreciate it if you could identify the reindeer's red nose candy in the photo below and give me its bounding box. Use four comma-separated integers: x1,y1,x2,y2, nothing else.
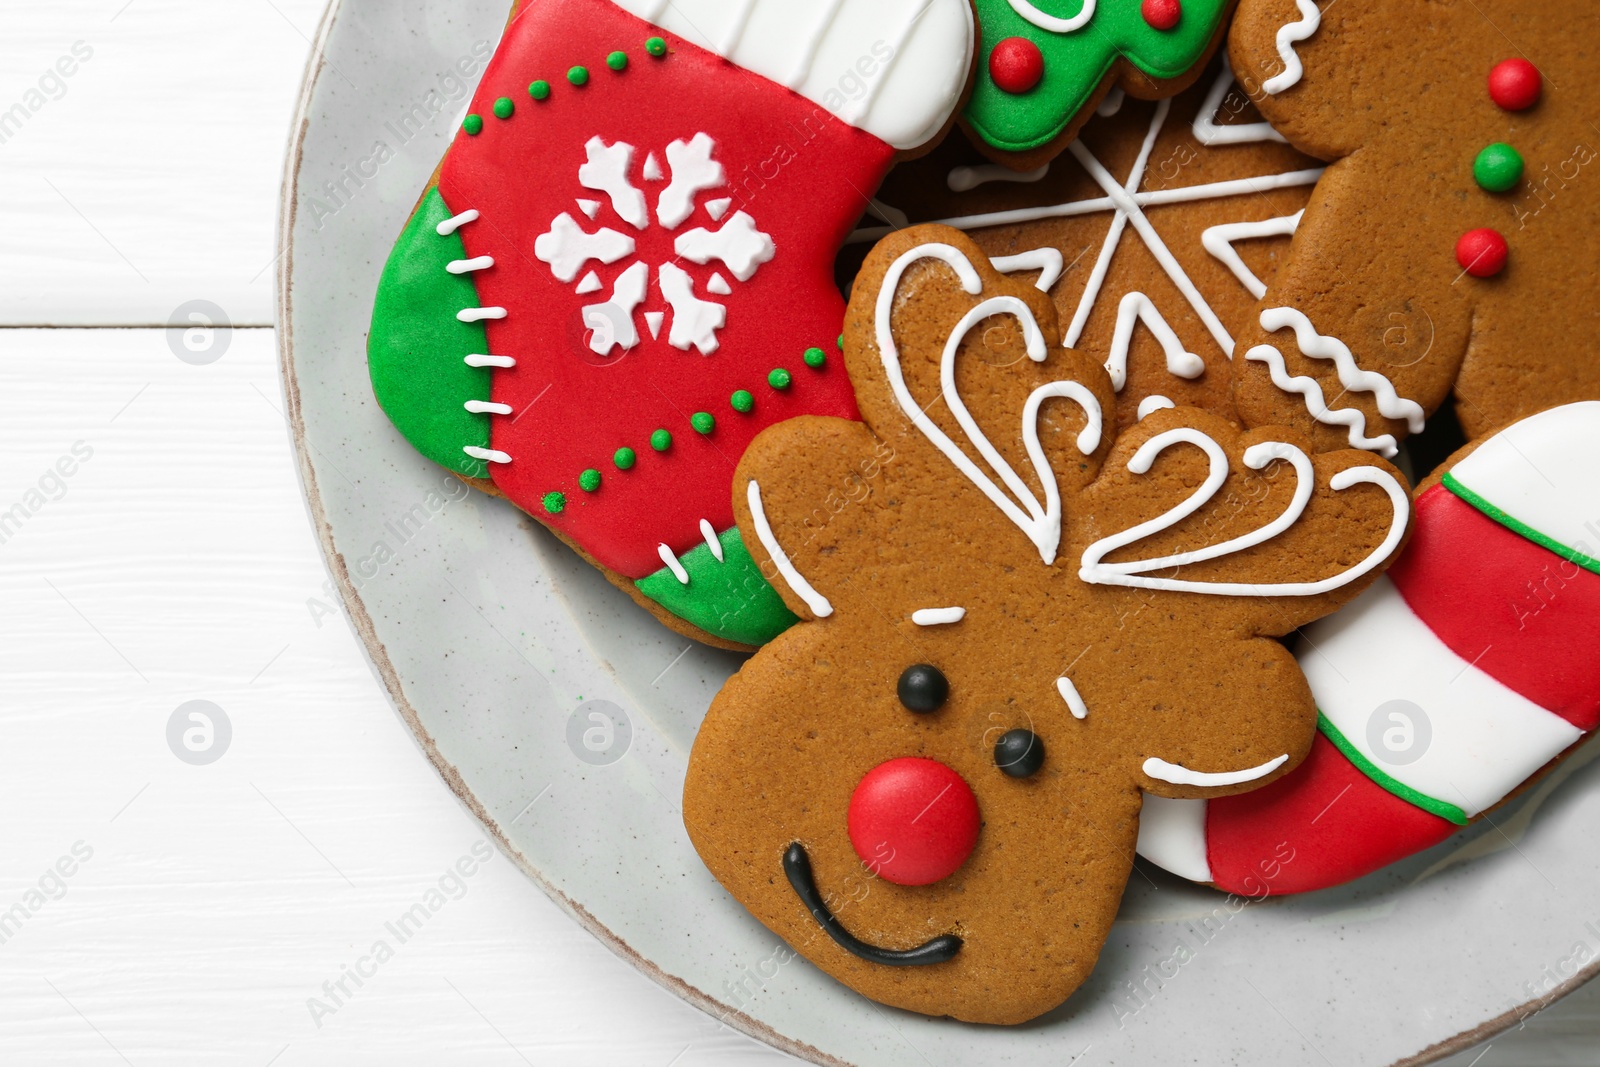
848,758,980,886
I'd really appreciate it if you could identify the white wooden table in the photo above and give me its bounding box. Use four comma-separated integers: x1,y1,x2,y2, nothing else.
0,2,1593,1064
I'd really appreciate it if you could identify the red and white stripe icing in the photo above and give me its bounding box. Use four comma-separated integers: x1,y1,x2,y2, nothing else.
1138,401,1600,894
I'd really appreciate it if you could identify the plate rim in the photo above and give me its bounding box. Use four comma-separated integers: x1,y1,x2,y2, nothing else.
269,2,1600,1062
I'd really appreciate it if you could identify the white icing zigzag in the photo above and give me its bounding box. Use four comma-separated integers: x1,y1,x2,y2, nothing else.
876,244,1103,564
1079,430,1409,596
1247,307,1426,458
1264,0,1322,95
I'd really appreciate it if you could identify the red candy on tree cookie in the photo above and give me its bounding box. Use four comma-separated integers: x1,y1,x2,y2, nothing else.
367,0,975,649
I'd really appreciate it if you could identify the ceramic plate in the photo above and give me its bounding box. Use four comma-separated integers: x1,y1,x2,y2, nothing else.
276,2,1600,1063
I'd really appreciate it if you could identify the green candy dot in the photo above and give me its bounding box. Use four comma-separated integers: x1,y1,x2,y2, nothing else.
837,334,845,349
542,492,566,515
607,51,628,71
646,37,667,57
730,389,755,413
768,368,793,390
462,114,484,135
613,448,636,470
567,66,589,86
650,428,673,452
691,412,715,434
1474,142,1525,193
492,97,514,120
579,469,602,493
803,347,826,369
529,80,551,100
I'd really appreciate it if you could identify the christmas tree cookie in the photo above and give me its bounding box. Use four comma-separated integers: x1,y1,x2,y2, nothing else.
367,0,975,649
964,0,1238,166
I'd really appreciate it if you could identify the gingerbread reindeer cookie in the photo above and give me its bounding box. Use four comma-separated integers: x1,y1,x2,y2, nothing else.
367,0,975,649
1226,0,1600,454
682,226,1410,1024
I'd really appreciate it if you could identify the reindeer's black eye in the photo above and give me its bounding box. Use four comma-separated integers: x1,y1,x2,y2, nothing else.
994,729,1045,778
897,665,949,713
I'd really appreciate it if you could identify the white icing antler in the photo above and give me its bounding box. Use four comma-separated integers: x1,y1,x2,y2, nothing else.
876,244,1103,564
1079,429,1408,597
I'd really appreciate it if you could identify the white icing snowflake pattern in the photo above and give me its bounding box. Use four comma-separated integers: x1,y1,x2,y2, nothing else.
534,133,775,357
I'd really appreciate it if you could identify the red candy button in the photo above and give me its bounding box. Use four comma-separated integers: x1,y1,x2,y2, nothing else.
990,36,1044,95
1456,228,1508,278
1488,58,1541,111
847,757,981,886
1142,0,1182,30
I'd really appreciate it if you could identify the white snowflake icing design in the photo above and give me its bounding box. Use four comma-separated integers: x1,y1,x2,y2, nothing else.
534,133,775,357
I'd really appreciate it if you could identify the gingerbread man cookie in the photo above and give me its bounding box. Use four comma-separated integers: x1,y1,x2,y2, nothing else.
683,225,1410,1023
367,0,975,649
1226,0,1600,455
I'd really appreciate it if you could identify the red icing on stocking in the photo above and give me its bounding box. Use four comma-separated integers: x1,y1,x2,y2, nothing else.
440,0,890,579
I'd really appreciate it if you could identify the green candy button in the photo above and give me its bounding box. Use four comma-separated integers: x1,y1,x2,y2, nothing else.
492,97,514,120
730,390,755,413
768,368,792,390
568,66,589,86
579,469,602,493
650,428,673,452
614,447,636,470
529,80,551,100
462,114,484,135
1475,142,1525,192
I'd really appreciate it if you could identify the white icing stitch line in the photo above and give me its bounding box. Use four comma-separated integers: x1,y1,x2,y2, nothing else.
912,607,966,626
464,354,515,368
457,307,506,323
657,544,690,585
1264,0,1322,95
447,255,494,275
1056,677,1089,720
1144,753,1288,788
436,209,478,236
463,445,511,465
699,518,724,562
748,480,833,617
464,400,512,415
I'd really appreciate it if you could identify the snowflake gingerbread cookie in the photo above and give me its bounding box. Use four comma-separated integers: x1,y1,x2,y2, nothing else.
367,0,975,648
1226,0,1600,455
862,60,1323,429
683,225,1411,1024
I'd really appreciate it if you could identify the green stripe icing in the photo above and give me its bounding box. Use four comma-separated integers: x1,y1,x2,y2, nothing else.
369,188,493,479
635,526,799,646
1317,713,1469,826
1443,472,1600,576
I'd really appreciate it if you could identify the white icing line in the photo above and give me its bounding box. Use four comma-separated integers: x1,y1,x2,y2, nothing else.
463,400,512,415
748,480,833,617
947,163,1049,194
990,248,1065,291
657,544,690,585
1246,345,1399,457
1192,62,1288,147
1137,395,1175,420
436,209,478,236
1106,292,1205,391
1097,87,1125,117
1007,0,1095,33
457,307,506,323
464,354,515,368
1264,0,1322,95
1079,430,1410,596
1260,308,1426,434
699,518,724,562
1201,211,1303,300
447,256,494,274
463,445,511,465
912,607,966,626
1056,676,1089,720
1144,754,1289,788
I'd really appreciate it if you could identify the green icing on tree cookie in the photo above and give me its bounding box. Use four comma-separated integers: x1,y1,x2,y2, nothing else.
368,188,493,479
634,526,799,646
966,0,1231,154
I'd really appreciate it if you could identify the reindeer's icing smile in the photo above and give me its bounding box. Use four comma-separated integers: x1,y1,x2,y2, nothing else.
782,843,962,967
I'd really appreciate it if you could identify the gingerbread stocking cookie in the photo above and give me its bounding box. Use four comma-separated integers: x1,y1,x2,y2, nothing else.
1140,400,1600,894
682,226,1410,1024
964,0,1240,167
1226,0,1600,454
367,0,975,648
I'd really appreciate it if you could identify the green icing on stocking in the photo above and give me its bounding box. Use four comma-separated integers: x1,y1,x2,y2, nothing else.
369,188,493,479
966,0,1231,154
635,526,799,646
